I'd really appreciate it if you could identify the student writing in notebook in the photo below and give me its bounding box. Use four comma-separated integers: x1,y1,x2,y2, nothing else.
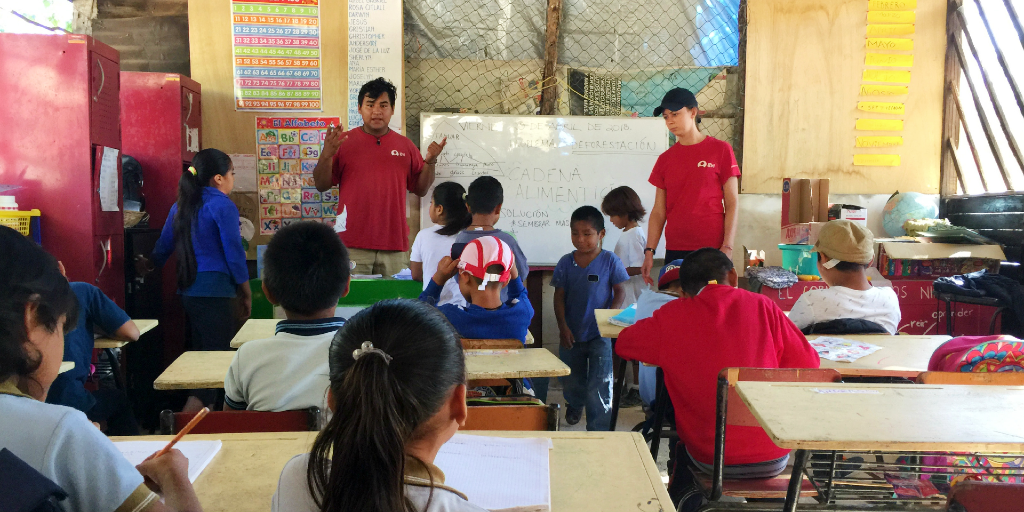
223,221,351,412
273,299,486,512
0,226,202,512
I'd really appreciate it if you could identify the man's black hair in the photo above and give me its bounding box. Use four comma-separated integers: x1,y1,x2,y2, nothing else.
358,77,397,107
678,247,733,296
466,176,503,214
263,221,350,315
833,261,870,272
570,205,605,232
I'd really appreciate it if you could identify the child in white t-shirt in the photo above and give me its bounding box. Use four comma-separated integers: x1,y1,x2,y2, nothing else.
410,182,471,306
602,186,648,306
789,220,901,334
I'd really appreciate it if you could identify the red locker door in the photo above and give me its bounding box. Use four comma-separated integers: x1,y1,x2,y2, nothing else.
182,87,201,161
90,52,120,149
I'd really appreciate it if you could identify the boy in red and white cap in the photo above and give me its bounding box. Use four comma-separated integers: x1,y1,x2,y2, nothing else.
419,235,534,343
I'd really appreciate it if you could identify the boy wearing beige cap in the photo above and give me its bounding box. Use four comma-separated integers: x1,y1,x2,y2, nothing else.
789,220,901,334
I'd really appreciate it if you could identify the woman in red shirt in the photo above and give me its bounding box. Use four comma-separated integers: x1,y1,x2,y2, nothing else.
641,88,741,284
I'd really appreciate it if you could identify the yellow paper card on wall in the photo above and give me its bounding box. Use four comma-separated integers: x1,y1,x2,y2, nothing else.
868,11,916,23
867,0,917,11
860,84,909,96
858,102,905,114
865,53,915,67
856,119,904,131
866,38,914,51
866,24,915,36
856,136,904,148
854,154,901,166
863,69,912,83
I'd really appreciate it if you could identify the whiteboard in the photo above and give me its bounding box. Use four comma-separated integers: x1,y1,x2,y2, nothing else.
420,114,669,266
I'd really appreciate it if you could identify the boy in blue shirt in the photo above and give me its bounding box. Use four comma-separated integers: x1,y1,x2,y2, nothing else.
46,274,141,436
552,206,629,429
419,235,533,343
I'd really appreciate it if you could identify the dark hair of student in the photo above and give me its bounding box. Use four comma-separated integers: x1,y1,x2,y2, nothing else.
832,261,870,272
0,226,79,383
306,299,466,512
677,247,733,296
600,186,646,222
433,182,472,236
465,176,503,214
570,205,605,232
263,221,350,315
173,148,233,290
358,77,397,107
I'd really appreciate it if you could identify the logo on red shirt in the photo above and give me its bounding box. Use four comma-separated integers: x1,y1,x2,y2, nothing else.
391,149,406,157
697,160,716,168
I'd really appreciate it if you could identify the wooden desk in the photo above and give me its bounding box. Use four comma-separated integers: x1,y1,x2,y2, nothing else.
596,308,626,339
231,318,536,348
156,349,570,390
735,381,1024,512
94,319,159,349
59,361,74,374
810,334,950,377
111,431,670,512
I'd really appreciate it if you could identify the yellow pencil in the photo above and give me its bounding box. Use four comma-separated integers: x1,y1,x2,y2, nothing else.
155,407,209,457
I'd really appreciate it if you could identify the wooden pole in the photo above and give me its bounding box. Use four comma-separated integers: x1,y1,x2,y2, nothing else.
946,140,968,195
949,33,1014,190
955,10,1023,188
1004,0,1024,50
975,0,1024,119
950,83,989,192
539,0,562,116
940,0,964,197
734,0,748,175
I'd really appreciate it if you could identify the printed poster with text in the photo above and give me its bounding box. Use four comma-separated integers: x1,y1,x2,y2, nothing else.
256,117,340,235
232,0,322,112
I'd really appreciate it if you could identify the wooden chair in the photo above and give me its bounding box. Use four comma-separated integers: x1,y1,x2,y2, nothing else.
947,480,1024,512
916,372,1024,386
690,368,843,504
159,407,322,435
464,403,559,431
461,338,523,388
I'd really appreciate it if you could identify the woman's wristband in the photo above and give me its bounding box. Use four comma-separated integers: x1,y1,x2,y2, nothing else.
644,248,655,254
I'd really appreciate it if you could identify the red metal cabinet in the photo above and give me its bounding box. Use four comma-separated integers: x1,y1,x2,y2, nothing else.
0,34,124,305
120,72,201,363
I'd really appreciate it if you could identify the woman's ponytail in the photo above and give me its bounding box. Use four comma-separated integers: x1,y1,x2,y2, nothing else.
172,148,232,290
306,299,466,512
433,182,472,236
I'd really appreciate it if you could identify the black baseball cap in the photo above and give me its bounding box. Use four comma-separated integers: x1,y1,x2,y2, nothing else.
653,88,698,116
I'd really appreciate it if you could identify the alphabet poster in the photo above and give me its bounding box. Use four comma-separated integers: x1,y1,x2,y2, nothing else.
255,117,341,234
232,0,322,111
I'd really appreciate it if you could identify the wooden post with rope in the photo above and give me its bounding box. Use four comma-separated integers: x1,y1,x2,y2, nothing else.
539,0,562,115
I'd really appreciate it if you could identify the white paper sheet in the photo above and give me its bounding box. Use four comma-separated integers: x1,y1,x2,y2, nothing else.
114,440,222,483
229,153,258,192
434,434,552,511
99,146,119,212
809,336,883,363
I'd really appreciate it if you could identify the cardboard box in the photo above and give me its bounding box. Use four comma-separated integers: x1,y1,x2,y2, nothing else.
877,242,1005,279
828,203,867,226
781,178,829,244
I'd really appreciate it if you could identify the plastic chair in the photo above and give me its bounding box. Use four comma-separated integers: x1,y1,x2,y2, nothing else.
158,407,322,435
947,481,1024,512
916,372,1024,386
690,368,842,503
464,403,559,431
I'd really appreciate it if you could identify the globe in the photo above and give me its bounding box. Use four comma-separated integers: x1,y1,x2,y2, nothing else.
882,192,939,237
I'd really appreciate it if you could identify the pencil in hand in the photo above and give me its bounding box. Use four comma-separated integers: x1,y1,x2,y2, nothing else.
156,407,210,457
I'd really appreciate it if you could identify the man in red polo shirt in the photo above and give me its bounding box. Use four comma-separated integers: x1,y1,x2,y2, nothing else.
313,77,447,275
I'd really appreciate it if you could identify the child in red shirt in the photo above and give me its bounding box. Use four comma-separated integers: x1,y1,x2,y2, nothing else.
615,248,819,509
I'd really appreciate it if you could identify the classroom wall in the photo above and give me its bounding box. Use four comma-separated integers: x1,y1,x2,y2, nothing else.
742,0,947,194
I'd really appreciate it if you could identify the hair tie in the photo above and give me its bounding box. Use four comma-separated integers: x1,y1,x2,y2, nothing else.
188,166,198,176
462,192,468,200
352,341,392,364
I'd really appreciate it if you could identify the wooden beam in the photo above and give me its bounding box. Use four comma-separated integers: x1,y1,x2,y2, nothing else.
940,0,964,197
975,0,1024,119
955,10,1023,188
734,0,748,169
946,139,968,195
1005,0,1024,50
950,81,989,192
539,0,562,116
949,32,1014,190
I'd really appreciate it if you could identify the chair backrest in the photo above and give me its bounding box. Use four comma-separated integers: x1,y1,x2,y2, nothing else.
948,480,1024,512
719,368,843,427
461,338,522,350
159,407,321,435
801,318,889,335
916,371,1024,386
463,404,559,431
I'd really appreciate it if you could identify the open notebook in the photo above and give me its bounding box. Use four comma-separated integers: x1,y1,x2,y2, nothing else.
434,434,552,512
113,440,222,483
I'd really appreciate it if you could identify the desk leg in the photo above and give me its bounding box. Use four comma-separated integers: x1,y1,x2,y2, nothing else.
784,449,809,512
609,340,627,431
946,299,954,337
649,367,668,460
526,272,544,348
104,348,126,392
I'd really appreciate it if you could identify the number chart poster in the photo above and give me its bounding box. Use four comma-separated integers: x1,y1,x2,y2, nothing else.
256,117,340,235
232,0,323,112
